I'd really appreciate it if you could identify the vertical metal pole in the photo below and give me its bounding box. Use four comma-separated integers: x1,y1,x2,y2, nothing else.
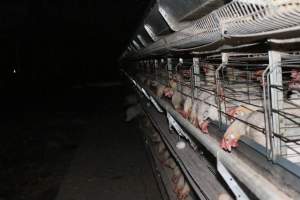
262,65,272,160
167,58,173,80
179,58,183,93
268,50,284,162
161,58,167,85
217,53,229,129
193,57,200,101
193,58,200,87
222,53,229,66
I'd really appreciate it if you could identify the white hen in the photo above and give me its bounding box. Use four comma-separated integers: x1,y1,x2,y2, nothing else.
221,110,266,151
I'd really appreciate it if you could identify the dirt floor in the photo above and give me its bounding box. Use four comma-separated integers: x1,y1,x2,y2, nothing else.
0,85,162,200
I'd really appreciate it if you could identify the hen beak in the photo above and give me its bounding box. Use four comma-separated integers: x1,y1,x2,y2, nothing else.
220,138,230,151
164,88,173,98
180,111,188,119
227,143,232,152
200,120,209,134
231,138,239,148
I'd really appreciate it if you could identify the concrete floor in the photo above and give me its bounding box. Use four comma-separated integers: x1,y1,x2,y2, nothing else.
55,87,162,200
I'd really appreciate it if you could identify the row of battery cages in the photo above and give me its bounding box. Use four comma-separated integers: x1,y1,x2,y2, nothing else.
176,53,300,166
137,53,300,166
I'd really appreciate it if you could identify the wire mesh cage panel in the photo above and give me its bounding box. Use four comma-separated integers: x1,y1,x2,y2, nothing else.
223,53,267,109
136,60,154,86
169,58,194,119
217,53,269,150
189,55,222,131
166,58,179,79
267,52,300,165
199,55,221,88
177,58,194,95
166,58,194,96
135,60,149,85
154,58,169,85
217,0,300,38
145,60,156,78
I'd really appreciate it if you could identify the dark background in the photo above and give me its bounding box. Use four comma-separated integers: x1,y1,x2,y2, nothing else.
0,1,156,200
0,0,150,90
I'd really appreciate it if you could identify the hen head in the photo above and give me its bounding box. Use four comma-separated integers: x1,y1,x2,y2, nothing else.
221,128,240,152
227,106,251,121
291,69,300,81
163,87,173,98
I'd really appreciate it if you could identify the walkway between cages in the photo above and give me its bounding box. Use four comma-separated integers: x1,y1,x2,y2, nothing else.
55,89,162,200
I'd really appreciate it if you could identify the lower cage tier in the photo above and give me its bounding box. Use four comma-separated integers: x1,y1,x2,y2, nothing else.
139,110,233,200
